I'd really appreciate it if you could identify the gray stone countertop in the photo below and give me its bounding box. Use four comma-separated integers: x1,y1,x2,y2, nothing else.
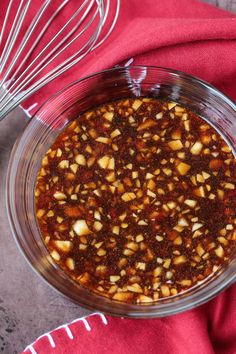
0,109,89,354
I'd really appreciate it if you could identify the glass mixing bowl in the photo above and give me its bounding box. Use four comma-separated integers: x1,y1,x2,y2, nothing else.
6,66,236,318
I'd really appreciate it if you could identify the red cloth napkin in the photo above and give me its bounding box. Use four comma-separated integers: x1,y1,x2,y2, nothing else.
22,283,236,354
1,0,235,115
2,0,235,353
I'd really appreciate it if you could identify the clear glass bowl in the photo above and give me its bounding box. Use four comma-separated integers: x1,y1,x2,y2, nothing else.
6,66,236,318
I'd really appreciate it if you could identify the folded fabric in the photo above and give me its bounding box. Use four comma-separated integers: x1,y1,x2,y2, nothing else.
1,0,235,116
1,0,235,353
22,284,236,354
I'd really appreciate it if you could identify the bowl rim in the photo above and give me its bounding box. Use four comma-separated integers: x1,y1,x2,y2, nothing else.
31,65,236,119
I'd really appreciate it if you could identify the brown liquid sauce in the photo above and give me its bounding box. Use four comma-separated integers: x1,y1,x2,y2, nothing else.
35,98,236,304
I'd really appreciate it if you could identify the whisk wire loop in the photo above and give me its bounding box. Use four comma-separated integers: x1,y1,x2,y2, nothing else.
0,0,120,120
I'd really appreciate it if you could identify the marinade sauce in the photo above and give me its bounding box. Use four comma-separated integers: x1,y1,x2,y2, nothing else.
35,98,236,303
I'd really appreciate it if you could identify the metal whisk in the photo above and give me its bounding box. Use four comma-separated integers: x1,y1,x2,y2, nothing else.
0,0,120,120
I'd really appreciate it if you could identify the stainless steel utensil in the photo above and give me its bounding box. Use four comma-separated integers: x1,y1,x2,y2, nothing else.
0,0,120,120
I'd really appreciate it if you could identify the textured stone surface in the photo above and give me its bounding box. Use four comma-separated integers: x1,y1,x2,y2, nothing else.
203,0,236,12
0,109,89,354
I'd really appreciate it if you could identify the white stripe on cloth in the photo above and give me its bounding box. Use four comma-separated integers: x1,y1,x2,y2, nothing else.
23,313,108,353
22,102,39,117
